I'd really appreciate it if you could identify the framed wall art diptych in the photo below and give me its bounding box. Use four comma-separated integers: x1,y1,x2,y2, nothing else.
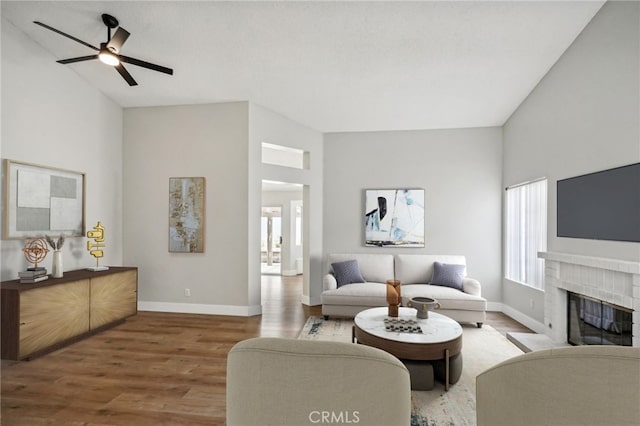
364,188,424,247
169,177,205,253
3,159,85,240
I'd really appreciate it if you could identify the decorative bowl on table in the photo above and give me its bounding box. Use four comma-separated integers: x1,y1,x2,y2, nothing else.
407,297,441,319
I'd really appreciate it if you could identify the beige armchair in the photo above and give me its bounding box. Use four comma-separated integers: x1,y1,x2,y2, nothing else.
476,345,640,426
227,337,411,426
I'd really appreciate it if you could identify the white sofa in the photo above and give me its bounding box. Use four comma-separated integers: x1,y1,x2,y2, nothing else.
321,253,487,327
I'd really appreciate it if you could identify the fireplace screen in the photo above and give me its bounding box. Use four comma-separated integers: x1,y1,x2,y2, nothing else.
567,292,632,346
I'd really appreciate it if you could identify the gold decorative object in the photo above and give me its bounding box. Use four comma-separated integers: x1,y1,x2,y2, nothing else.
86,221,109,271
22,238,49,270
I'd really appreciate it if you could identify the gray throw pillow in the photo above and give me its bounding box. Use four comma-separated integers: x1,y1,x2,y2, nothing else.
430,262,465,291
332,259,366,287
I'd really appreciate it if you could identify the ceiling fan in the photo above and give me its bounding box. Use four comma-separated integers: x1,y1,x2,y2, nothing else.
34,13,173,86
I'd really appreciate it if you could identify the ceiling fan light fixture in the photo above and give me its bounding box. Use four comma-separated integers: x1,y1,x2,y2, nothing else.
99,49,119,66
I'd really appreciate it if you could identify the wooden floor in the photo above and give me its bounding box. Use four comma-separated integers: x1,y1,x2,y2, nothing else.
1,275,531,425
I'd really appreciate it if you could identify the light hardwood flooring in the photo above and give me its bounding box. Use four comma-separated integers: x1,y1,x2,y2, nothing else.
1,275,531,425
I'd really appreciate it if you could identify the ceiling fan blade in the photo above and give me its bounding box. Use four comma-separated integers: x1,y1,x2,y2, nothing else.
115,63,138,86
33,21,99,51
57,55,99,64
119,55,173,75
107,27,130,53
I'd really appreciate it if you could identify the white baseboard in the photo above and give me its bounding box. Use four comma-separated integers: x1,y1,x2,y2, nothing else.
138,301,262,317
139,300,546,333
301,295,322,306
486,301,503,312
281,269,298,276
500,304,547,334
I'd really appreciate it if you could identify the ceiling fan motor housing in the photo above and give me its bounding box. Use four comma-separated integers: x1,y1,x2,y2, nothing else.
101,14,119,29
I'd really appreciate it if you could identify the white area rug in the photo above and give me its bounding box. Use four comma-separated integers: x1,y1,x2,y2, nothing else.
298,316,524,426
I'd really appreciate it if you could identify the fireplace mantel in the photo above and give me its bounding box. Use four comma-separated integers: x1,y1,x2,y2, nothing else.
538,251,640,274
538,251,639,347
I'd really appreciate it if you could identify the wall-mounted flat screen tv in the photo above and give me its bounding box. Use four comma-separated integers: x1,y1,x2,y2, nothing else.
557,163,640,243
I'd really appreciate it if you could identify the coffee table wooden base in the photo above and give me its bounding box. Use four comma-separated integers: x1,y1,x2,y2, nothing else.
354,325,462,391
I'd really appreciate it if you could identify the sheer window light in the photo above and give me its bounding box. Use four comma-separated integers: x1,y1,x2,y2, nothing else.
505,179,547,290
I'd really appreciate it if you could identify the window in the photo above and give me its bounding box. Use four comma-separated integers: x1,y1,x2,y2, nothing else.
505,179,547,289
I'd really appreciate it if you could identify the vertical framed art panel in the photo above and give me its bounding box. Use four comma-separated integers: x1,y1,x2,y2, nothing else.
3,159,85,240
364,188,424,247
169,177,205,253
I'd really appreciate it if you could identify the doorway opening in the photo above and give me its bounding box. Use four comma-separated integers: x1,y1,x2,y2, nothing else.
261,180,304,276
261,206,282,275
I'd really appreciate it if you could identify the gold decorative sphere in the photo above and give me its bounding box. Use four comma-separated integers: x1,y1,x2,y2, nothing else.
22,238,49,268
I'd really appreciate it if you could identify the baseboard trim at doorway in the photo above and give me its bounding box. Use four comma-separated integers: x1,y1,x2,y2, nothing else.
301,295,321,306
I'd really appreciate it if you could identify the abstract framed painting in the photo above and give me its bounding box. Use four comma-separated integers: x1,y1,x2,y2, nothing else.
364,189,424,247
169,177,205,253
3,159,85,240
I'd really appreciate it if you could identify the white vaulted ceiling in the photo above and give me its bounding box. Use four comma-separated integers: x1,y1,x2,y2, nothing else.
2,1,605,133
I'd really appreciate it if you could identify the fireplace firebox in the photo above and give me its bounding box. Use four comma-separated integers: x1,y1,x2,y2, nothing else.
567,292,633,346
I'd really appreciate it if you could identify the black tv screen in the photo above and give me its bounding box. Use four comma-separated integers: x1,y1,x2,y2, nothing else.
557,163,640,243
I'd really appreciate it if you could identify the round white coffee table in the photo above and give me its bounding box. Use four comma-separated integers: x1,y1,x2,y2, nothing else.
354,307,463,391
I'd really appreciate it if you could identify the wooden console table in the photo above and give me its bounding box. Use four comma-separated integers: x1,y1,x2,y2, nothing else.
1,267,138,360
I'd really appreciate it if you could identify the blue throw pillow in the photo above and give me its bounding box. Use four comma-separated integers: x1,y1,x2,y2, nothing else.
430,262,465,291
332,259,366,287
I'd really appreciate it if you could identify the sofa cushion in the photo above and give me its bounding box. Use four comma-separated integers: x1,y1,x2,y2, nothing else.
327,253,394,284
395,254,467,284
321,283,387,307
331,259,366,287
402,284,486,312
430,262,465,290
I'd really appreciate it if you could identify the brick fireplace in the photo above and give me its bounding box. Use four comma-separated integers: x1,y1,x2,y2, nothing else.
538,251,640,347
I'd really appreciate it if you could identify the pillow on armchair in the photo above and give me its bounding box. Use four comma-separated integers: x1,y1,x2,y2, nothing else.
430,262,465,291
332,259,366,287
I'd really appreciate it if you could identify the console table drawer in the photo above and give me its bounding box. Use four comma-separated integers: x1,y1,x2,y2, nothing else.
90,270,137,329
19,280,90,359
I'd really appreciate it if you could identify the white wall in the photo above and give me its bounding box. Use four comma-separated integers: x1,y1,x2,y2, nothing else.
502,1,640,327
123,103,254,315
1,18,123,281
249,103,324,305
323,128,503,305
123,102,321,314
